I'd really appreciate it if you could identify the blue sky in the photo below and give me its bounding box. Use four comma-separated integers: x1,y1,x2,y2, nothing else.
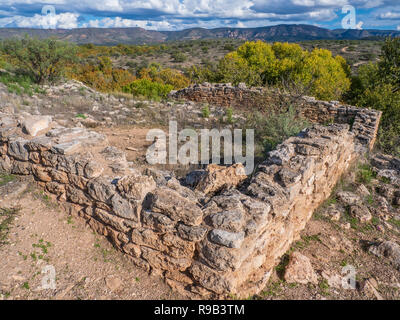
0,1,399,31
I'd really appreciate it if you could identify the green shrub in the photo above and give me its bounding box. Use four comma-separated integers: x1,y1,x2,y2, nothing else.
188,41,351,100
123,79,172,101
0,72,39,96
246,106,309,153
356,164,376,184
226,107,234,124
349,38,400,157
0,36,77,84
171,52,187,63
202,105,210,118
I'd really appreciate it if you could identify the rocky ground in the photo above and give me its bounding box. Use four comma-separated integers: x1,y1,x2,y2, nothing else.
1,80,400,300
0,173,182,300
256,154,400,300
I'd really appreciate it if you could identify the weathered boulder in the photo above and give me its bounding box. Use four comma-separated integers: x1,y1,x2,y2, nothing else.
369,241,400,271
22,115,52,137
324,205,341,221
349,204,372,223
195,163,247,195
149,187,203,226
110,193,138,221
116,175,156,200
185,170,206,188
337,191,362,206
284,252,318,285
142,211,175,233
87,177,116,204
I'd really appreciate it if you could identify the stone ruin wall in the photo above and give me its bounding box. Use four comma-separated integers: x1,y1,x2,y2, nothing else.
170,83,381,151
0,85,382,298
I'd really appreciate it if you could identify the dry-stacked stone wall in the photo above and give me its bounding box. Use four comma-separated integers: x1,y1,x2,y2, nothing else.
170,83,382,151
0,85,382,298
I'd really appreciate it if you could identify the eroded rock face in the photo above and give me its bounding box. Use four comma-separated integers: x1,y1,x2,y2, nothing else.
149,187,203,226
284,252,318,285
369,241,400,271
116,175,156,200
195,163,247,195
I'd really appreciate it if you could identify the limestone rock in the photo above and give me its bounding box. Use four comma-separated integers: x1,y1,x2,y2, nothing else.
105,276,123,292
284,252,318,285
149,187,203,226
195,163,247,195
8,138,29,161
101,146,127,165
185,170,206,188
209,229,245,249
110,193,137,221
324,205,341,221
22,115,52,137
143,168,172,186
208,210,244,233
176,223,207,242
369,241,400,271
87,177,116,204
141,246,191,271
337,191,362,206
142,211,175,233
349,204,372,223
116,175,156,200
356,184,371,197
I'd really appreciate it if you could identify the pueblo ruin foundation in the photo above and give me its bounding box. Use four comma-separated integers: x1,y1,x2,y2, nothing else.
0,83,381,298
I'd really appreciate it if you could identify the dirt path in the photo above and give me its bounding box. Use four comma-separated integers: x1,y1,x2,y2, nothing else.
0,175,182,300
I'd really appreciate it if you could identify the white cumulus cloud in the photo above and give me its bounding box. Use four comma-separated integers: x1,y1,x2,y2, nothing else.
0,12,79,29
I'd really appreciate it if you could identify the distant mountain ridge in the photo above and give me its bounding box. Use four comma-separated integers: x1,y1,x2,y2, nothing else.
0,24,399,45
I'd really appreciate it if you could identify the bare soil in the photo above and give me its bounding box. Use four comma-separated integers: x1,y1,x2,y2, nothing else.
0,175,182,300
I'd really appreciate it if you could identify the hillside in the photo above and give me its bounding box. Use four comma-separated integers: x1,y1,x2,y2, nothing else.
1,24,400,45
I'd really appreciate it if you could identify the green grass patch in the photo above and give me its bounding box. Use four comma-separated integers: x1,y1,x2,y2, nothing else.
261,280,283,297
379,176,391,184
0,172,15,187
389,218,400,229
291,234,321,251
0,207,18,246
75,113,87,119
318,279,330,296
0,72,44,96
356,163,376,185
201,105,210,118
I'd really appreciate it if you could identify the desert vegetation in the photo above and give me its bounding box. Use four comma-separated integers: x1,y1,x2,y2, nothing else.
348,38,400,157
0,35,399,157
1,32,400,301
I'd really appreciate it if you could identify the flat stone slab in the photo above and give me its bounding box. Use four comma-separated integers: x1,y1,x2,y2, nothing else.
22,115,52,137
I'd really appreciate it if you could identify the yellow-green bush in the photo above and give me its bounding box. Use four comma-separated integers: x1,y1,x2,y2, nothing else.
138,64,190,89
0,36,77,84
123,78,173,101
68,56,135,92
191,41,351,101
